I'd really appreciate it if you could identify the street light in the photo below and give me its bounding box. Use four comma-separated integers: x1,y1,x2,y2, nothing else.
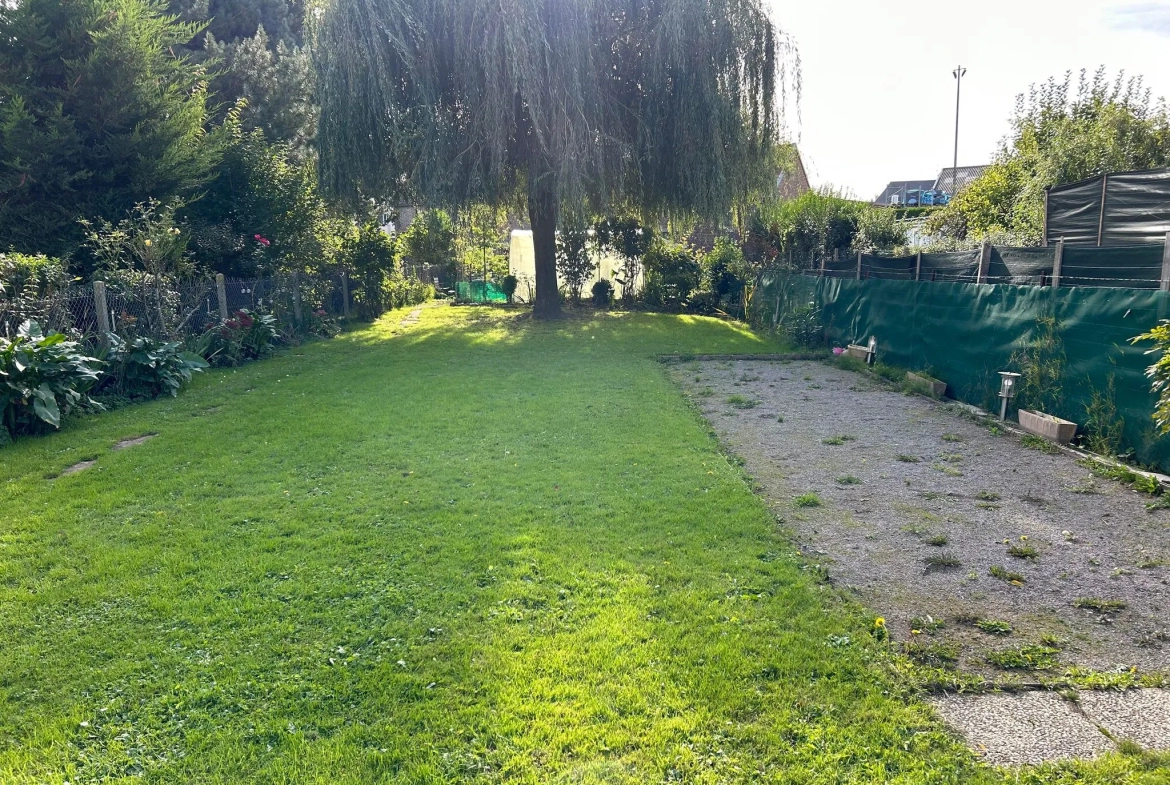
952,66,966,197
998,371,1021,421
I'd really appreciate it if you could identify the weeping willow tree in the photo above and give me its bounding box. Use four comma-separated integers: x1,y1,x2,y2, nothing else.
314,0,796,317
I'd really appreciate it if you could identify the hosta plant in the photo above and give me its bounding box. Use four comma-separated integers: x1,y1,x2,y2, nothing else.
104,334,208,399
0,321,102,438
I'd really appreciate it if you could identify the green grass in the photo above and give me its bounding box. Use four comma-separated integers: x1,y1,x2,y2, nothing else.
821,434,855,445
0,306,1159,783
985,644,1061,671
974,619,1013,636
792,492,823,508
1074,597,1128,613
989,565,1026,584
1020,433,1059,453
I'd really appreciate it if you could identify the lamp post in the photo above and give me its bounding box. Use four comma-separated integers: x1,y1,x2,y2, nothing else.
998,371,1021,421
952,66,966,197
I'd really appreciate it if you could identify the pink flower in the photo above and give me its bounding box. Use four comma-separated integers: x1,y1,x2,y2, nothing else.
832,347,845,355
253,234,271,247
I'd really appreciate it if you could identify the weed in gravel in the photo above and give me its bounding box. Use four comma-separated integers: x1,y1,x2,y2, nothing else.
985,644,1060,670
989,565,1026,584
924,553,961,570
926,534,949,546
776,415,784,423
1074,597,1127,613
987,423,1004,436
1020,433,1060,453
909,615,946,633
836,475,862,485
1008,543,1039,560
975,619,1013,636
941,433,963,442
975,502,1001,510
975,490,1000,501
1069,480,1100,494
1077,458,1160,495
904,640,960,667
1137,557,1166,569
793,493,823,508
919,491,945,500
808,383,822,389
698,387,714,397
726,394,759,409
931,463,962,477
802,375,812,381
940,453,963,463
822,434,856,445
1145,493,1170,511
895,454,921,463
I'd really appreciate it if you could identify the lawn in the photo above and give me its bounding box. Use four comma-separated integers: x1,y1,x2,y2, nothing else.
0,306,1157,783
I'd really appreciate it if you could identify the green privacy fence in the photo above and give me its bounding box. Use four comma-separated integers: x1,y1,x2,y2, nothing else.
759,273,1170,471
455,281,508,302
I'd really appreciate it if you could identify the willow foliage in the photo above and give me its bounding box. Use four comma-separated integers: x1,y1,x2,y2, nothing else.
313,0,797,314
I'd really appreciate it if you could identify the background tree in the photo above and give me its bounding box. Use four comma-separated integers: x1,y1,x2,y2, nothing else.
458,205,510,291
926,68,1170,245
0,0,222,264
556,226,593,303
400,210,456,283
314,0,797,318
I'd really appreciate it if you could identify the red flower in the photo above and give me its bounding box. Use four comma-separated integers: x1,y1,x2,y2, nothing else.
253,234,271,247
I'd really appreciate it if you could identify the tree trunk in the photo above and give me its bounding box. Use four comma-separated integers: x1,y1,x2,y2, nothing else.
528,173,561,319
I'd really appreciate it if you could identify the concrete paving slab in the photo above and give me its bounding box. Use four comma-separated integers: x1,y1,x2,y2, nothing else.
932,692,1114,766
1080,689,1170,750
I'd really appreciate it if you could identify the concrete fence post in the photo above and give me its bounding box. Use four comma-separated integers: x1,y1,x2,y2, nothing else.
915,251,922,282
856,251,863,280
216,273,228,320
341,271,351,318
93,280,111,335
1052,238,1065,288
977,239,992,284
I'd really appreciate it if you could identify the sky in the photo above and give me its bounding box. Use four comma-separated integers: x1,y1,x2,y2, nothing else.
768,0,1170,201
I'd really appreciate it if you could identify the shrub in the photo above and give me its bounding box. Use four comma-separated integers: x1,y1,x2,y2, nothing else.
642,242,700,309
782,300,823,347
701,237,748,304
556,226,593,302
591,279,614,308
501,275,519,304
102,334,208,399
195,309,280,367
0,321,102,439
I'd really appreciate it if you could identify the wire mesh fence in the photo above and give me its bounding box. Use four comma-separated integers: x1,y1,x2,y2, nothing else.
800,240,1170,290
0,273,347,346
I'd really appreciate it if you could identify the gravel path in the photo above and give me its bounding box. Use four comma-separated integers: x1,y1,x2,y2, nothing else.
671,359,1170,675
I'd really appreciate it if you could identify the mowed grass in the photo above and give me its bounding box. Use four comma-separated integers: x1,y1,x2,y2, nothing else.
0,306,1158,783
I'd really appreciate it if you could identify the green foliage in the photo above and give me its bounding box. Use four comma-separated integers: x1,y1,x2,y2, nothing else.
0,253,71,300
793,492,822,508
0,0,222,261
974,619,1012,635
186,114,341,277
1077,457,1159,494
748,189,905,268
903,640,960,667
1131,318,1170,434
1010,313,1065,414
195,308,280,366
642,242,701,309
103,334,208,399
458,204,510,286
1074,597,1127,613
0,321,101,437
926,68,1170,244
780,300,823,347
501,275,519,305
596,216,652,301
989,565,1025,584
701,237,749,303
1082,374,1125,455
985,644,1060,671
339,222,420,320
401,210,456,283
556,226,593,302
1020,433,1059,453
591,279,614,308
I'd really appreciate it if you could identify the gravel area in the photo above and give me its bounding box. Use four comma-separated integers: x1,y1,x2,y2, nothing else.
671,359,1170,675
930,692,1114,766
1079,688,1170,749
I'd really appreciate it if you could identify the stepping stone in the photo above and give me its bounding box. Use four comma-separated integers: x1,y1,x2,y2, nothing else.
1079,689,1170,749
931,692,1114,766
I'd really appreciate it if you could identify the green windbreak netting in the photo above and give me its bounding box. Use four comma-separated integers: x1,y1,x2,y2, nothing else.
760,274,1170,471
1061,245,1163,289
456,281,508,302
861,254,915,280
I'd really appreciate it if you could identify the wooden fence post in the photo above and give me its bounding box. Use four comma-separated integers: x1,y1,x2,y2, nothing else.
977,239,992,284
856,250,863,280
292,271,304,325
93,280,111,336
216,273,228,320
1052,238,1065,288
341,271,351,318
915,251,922,281
1097,174,1109,247
1160,233,1170,292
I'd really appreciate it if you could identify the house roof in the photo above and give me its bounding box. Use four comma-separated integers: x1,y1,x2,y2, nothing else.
873,180,935,206
776,149,810,200
934,165,989,194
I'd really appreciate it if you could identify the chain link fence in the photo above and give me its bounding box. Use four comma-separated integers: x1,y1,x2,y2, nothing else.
0,273,351,346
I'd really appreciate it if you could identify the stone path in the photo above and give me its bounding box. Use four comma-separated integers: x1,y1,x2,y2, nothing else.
400,308,422,327
932,689,1170,765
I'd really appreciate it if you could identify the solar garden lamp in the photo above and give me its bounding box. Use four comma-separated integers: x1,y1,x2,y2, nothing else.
997,371,1021,421
866,335,877,365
